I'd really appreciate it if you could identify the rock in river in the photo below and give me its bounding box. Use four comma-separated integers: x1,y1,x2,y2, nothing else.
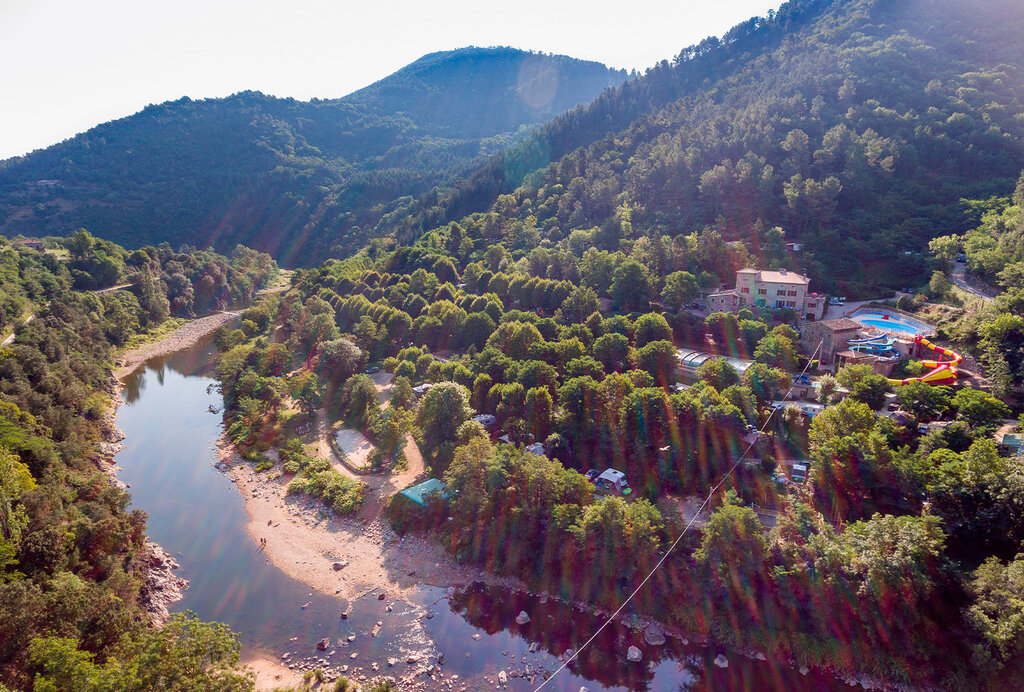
643,624,665,646
316,638,330,651
626,646,642,662
714,653,729,668
515,611,531,625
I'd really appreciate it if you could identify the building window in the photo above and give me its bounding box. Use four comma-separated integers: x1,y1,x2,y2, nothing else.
807,302,816,308
758,288,766,295
777,289,785,296
740,287,749,293
787,301,796,308
788,290,797,296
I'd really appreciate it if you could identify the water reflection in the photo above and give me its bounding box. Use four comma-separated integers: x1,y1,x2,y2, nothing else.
438,582,846,691
115,340,847,690
117,341,348,658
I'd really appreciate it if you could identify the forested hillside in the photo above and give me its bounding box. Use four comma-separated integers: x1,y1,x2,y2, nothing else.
0,48,625,265
204,194,1024,688
380,0,1024,295
0,237,275,690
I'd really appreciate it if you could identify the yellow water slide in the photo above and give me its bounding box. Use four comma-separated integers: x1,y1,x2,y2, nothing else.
886,336,961,386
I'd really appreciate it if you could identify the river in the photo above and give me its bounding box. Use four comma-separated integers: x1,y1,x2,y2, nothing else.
115,337,848,691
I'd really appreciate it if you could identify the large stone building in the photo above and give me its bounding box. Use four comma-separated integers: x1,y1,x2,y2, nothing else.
801,318,863,366
707,268,826,319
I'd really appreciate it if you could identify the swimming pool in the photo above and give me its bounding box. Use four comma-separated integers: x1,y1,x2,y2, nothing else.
850,310,933,336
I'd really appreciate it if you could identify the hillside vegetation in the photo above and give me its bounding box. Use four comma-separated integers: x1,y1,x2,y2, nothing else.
0,48,625,266
0,237,275,690
4,0,1024,688
379,0,1024,295
206,198,1024,688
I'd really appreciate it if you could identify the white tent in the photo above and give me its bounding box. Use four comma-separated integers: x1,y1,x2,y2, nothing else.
596,468,627,490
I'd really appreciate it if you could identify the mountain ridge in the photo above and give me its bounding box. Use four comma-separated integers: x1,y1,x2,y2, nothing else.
0,47,626,264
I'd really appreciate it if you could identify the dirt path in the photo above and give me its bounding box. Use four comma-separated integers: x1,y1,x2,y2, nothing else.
319,419,425,522
1,312,33,346
90,282,133,294
371,371,394,405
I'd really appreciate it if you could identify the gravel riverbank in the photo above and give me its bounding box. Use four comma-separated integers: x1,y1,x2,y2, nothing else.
114,312,239,379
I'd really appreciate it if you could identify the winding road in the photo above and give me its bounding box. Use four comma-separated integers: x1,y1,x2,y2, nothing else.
951,262,994,303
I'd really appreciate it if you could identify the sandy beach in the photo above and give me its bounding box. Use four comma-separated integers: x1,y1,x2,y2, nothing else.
246,657,305,690
221,435,499,606
220,424,520,689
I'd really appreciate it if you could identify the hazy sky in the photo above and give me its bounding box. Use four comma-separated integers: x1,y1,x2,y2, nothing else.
0,0,780,160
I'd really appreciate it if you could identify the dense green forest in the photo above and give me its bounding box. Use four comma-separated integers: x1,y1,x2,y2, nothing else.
0,48,625,265
4,0,1024,689
0,237,276,690
6,0,1021,291
921,181,1024,398
377,0,1024,295
213,186,1024,687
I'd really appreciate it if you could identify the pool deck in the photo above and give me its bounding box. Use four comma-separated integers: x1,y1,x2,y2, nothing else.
845,304,935,339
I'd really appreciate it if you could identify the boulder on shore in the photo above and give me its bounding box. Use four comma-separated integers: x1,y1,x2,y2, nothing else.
316,637,330,651
627,646,643,662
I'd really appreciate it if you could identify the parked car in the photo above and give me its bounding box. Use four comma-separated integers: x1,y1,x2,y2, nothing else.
365,366,380,374
584,469,598,483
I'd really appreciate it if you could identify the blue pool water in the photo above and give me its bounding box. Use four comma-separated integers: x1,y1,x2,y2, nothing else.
851,312,929,335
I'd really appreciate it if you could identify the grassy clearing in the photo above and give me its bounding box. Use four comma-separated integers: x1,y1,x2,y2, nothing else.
258,268,294,294
280,441,365,514
121,317,187,350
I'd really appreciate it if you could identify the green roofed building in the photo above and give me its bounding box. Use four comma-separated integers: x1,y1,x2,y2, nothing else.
399,478,450,506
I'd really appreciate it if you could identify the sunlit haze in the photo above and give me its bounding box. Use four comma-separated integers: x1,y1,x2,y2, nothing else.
0,0,781,160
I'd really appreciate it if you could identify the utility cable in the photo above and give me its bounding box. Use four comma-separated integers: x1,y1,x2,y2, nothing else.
534,338,825,690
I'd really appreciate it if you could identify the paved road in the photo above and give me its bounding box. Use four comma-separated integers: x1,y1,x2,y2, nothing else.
950,262,994,303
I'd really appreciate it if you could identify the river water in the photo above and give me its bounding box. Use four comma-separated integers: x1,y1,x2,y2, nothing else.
116,338,848,691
